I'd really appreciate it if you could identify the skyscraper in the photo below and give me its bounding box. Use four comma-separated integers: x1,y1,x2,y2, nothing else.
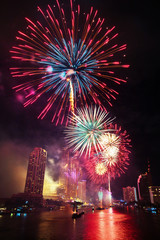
24,147,47,195
77,180,86,202
123,186,138,202
64,152,82,200
137,161,152,202
149,186,160,204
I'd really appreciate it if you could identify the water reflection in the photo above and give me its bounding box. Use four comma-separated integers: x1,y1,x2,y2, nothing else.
1,207,160,240
99,211,106,240
37,209,73,240
83,208,141,240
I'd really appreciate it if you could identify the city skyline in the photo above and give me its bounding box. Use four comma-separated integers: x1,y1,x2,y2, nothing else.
0,143,155,201
0,0,160,199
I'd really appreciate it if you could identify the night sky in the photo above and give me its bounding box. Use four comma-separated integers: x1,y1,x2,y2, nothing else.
0,0,160,199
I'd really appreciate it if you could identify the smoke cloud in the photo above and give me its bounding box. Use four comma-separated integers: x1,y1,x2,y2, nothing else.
0,137,65,198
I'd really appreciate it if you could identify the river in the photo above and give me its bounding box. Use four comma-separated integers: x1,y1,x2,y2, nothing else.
0,207,160,240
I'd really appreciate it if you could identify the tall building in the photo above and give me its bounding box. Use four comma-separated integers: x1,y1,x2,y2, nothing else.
149,186,160,204
137,161,152,202
24,148,47,195
56,164,68,200
123,186,138,202
77,180,86,202
64,152,82,200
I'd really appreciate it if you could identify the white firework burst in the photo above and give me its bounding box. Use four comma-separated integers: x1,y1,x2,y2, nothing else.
100,133,120,165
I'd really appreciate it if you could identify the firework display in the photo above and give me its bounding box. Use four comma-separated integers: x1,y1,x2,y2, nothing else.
83,154,109,185
95,162,107,175
10,0,129,124
100,132,120,160
104,124,131,178
83,124,131,184
65,106,114,156
10,0,131,191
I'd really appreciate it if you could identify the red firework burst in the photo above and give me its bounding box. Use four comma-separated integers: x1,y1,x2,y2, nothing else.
83,124,131,185
84,155,109,185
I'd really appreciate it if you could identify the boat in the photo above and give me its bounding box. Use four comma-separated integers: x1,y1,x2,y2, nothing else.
72,211,84,218
96,207,105,210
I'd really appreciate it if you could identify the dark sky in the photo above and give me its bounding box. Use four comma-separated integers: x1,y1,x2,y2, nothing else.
0,0,160,199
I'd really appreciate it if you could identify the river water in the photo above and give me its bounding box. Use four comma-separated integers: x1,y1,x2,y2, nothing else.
0,207,160,240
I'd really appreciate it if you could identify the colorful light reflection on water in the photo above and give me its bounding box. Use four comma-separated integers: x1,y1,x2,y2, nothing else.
83,208,142,240
1,207,160,240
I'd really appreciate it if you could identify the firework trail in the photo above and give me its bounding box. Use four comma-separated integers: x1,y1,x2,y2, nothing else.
65,106,114,156
10,0,129,124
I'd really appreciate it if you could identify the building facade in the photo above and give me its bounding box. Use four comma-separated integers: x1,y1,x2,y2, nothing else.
64,153,82,200
24,148,47,195
123,186,138,202
77,180,86,202
137,161,152,202
149,186,160,204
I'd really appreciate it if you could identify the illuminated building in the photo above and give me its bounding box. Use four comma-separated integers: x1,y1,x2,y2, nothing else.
24,148,47,195
63,152,82,200
56,171,68,200
137,161,152,202
77,180,86,202
149,186,160,204
57,160,69,199
43,168,61,200
56,150,83,201
123,186,138,202
101,189,112,207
